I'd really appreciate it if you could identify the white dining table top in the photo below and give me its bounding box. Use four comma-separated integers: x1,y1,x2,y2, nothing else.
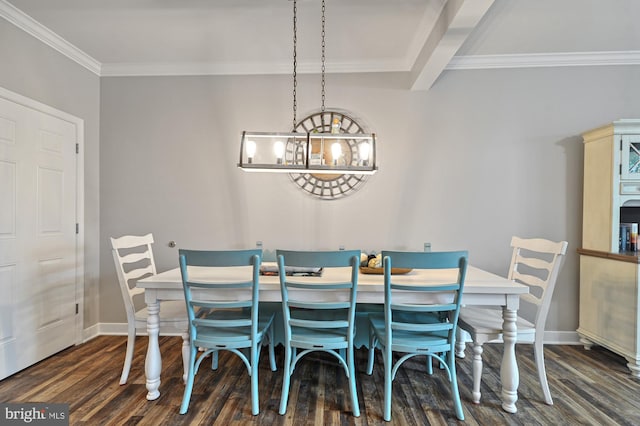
138,264,528,306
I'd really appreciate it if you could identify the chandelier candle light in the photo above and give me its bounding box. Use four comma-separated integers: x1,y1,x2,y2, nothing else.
238,0,377,175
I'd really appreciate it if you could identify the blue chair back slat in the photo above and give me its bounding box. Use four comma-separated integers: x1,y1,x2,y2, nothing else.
290,319,349,329
391,321,454,332
180,248,262,267
193,317,252,328
186,281,253,289
382,250,466,270
277,249,361,268
191,300,252,310
390,302,457,313
390,283,460,292
285,281,353,290
289,300,351,310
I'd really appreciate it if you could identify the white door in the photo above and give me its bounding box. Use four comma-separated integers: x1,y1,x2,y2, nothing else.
0,88,82,380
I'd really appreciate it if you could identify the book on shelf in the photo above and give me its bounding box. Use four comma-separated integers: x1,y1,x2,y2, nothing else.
620,222,639,252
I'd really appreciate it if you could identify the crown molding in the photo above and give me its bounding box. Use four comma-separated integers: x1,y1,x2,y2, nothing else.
446,50,640,70
100,61,291,77
3,0,640,78
34,49,640,78
0,0,101,75
99,60,405,77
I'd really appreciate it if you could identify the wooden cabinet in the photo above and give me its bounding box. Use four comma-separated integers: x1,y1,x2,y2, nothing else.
578,119,640,377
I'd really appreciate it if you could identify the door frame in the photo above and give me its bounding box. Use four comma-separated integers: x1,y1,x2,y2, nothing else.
0,86,84,344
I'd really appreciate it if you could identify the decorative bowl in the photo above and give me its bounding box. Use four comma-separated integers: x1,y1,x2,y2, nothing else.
359,267,412,275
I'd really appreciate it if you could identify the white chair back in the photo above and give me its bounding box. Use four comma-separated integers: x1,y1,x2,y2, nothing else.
110,233,157,322
508,236,568,331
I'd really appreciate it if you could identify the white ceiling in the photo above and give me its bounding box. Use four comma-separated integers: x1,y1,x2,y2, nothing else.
0,0,495,89
3,0,640,90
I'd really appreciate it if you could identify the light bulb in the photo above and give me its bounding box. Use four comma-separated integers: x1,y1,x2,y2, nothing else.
331,142,342,165
246,140,256,163
273,141,285,164
359,142,370,166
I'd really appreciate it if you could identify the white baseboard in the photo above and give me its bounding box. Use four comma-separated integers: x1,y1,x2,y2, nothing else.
543,331,582,345
81,323,100,343
94,323,185,337
99,322,130,336
86,323,581,344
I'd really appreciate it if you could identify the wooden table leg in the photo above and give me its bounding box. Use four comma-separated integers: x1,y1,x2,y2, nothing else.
501,307,519,413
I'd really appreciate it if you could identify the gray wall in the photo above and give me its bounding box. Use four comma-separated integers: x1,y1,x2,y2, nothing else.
0,19,101,328
100,63,640,334
4,0,640,338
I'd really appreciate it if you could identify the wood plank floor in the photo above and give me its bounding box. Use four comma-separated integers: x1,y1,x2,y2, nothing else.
1,335,639,425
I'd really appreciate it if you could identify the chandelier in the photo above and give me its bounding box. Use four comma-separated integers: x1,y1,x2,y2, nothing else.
238,0,377,175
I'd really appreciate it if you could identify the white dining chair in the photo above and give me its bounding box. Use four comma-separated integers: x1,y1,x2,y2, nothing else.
111,233,189,385
455,236,568,405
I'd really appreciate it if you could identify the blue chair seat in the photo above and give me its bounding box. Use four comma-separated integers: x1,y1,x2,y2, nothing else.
193,315,273,347
290,327,349,347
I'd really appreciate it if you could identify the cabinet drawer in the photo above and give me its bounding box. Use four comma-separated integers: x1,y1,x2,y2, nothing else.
621,182,640,195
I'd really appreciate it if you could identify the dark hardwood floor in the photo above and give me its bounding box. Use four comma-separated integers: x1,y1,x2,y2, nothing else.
1,335,639,425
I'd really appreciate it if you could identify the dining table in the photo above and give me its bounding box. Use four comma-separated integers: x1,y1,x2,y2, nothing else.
137,264,529,413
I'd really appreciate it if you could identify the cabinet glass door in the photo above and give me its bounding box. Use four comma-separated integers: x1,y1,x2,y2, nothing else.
621,135,640,180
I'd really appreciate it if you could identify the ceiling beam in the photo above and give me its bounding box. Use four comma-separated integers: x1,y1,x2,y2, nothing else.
409,0,494,91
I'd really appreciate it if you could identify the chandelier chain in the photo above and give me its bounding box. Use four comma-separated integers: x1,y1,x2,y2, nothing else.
292,0,298,129
321,0,326,112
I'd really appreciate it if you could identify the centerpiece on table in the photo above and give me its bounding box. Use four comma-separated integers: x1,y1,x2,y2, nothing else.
358,252,412,275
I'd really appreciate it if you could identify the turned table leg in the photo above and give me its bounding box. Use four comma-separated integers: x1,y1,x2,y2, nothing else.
181,331,190,383
500,307,519,413
145,300,162,400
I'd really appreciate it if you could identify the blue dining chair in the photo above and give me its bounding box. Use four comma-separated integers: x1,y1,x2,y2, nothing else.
366,250,468,422
178,249,276,416
276,249,361,417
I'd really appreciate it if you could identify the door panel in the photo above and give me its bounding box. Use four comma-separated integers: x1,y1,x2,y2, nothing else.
0,92,79,380
0,265,16,343
0,160,16,237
